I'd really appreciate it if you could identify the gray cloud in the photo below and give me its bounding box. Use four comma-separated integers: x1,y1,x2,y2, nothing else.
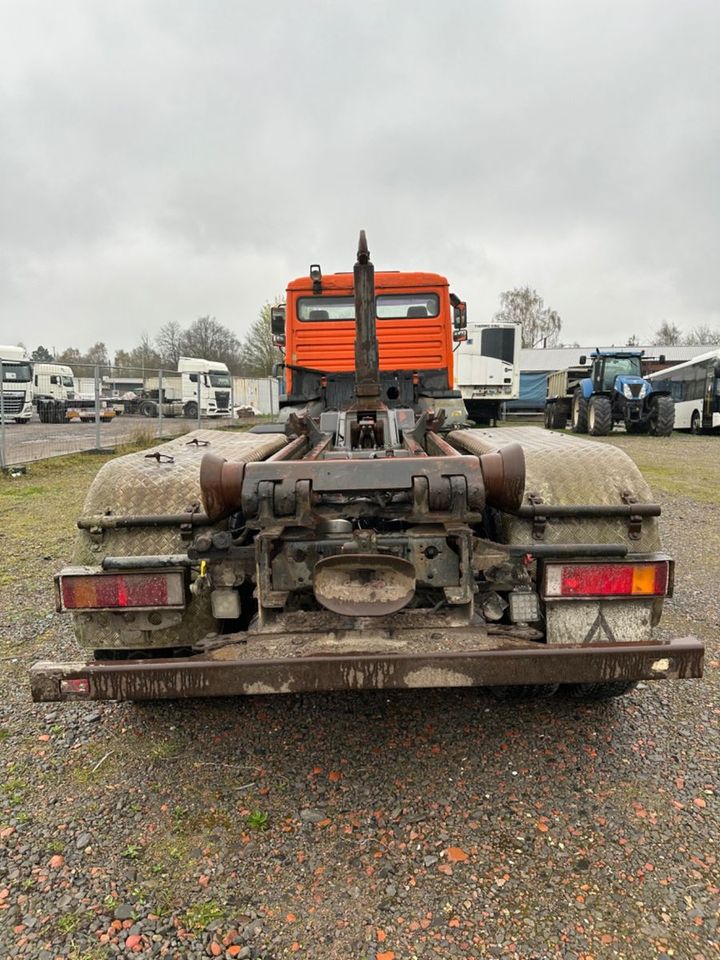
1,0,718,355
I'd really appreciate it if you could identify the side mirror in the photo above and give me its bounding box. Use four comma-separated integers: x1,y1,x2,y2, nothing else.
714,365,720,379
271,305,286,347
453,301,467,330
453,328,468,342
579,355,587,365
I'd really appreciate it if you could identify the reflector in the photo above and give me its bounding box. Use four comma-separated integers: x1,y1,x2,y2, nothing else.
543,561,669,599
58,571,185,611
60,678,90,695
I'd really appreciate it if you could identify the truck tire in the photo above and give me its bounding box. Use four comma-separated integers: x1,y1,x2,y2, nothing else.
184,402,198,419
571,393,588,433
649,396,675,437
139,400,157,418
563,681,637,700
588,396,612,436
544,404,553,429
690,410,701,435
552,404,568,429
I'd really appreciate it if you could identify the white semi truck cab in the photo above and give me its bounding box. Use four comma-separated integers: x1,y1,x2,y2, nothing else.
0,346,34,423
177,357,232,418
33,363,76,402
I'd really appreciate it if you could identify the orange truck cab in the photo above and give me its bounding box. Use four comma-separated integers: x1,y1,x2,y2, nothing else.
271,267,469,426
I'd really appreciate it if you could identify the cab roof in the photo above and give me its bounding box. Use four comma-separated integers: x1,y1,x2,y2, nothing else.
287,271,449,293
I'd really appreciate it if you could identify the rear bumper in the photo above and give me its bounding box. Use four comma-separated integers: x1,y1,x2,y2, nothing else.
29,637,704,702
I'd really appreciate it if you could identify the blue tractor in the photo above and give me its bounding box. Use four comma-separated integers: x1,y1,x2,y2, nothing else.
544,350,675,437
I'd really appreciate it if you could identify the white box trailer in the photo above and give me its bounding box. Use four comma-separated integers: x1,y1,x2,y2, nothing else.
0,346,34,423
455,322,521,424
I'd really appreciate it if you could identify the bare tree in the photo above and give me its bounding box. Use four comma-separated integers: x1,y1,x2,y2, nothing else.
494,286,561,348
180,316,242,371
652,321,683,345
84,341,110,365
156,320,184,367
113,334,161,372
238,301,282,377
685,324,720,346
56,347,83,365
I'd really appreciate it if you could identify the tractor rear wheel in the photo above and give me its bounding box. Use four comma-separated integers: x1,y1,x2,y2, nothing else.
588,396,612,435
571,394,588,433
649,396,675,437
563,681,638,701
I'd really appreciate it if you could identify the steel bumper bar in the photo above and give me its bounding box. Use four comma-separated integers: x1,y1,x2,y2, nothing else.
30,638,704,702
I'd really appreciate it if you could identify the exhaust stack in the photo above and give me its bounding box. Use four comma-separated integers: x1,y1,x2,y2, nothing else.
354,230,381,400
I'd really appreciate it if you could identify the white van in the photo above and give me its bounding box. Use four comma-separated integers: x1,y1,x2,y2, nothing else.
0,345,34,423
33,363,76,402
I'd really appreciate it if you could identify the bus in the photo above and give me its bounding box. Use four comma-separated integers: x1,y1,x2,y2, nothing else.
455,322,521,424
648,349,720,432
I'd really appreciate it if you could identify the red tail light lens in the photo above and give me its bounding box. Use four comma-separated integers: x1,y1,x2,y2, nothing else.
543,561,670,599
57,571,185,611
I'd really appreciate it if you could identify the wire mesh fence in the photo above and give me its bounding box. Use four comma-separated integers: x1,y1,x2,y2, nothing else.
0,360,280,468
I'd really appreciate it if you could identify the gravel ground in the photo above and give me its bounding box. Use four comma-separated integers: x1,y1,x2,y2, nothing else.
0,430,717,960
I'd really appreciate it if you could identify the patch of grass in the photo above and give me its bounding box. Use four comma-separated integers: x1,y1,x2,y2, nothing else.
121,843,141,860
633,463,720,503
148,739,182,760
246,809,269,831
0,483,48,499
0,728,9,741
57,911,80,935
67,947,109,960
183,900,226,932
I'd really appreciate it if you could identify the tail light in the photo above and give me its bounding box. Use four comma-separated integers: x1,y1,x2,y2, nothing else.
543,560,671,599
56,569,186,611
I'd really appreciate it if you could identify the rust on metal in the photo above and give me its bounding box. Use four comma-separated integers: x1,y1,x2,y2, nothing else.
29,638,705,702
77,513,212,530
353,229,381,400
199,452,246,522
313,553,416,616
478,442,526,512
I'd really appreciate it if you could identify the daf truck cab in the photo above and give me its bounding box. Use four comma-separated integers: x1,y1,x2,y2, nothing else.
0,345,34,424
33,363,76,402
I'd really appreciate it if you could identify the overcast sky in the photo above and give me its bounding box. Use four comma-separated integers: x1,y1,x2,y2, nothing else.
1,0,718,355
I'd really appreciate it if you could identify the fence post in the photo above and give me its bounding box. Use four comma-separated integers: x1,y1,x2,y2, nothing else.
94,365,101,451
158,368,163,438
230,376,235,423
0,360,5,469
197,375,202,430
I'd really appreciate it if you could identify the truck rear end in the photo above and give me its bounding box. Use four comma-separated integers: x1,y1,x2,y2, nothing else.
30,236,703,703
